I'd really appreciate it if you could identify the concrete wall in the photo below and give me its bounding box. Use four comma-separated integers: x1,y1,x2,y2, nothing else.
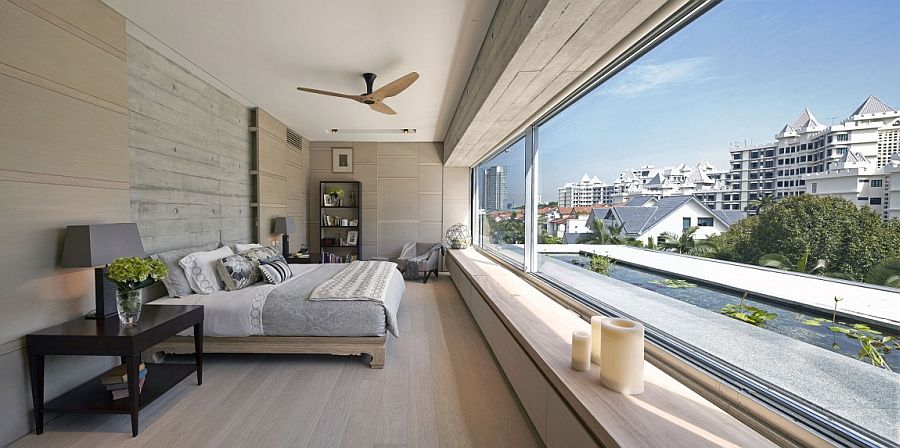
308,142,470,260
0,0,128,444
127,35,253,253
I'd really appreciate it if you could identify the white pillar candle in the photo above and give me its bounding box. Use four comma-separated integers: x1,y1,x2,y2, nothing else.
599,318,645,395
590,316,604,364
571,329,591,371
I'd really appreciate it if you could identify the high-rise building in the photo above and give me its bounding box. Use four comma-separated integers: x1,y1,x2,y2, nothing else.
483,165,508,211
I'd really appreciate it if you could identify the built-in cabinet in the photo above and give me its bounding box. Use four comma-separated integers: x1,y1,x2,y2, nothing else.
446,255,599,448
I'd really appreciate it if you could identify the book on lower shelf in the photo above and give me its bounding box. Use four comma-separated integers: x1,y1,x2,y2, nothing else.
101,363,148,399
320,251,358,263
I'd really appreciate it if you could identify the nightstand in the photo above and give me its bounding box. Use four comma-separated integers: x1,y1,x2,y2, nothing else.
26,305,203,437
286,254,315,264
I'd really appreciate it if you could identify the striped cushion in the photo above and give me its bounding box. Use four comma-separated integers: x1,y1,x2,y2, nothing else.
260,259,293,284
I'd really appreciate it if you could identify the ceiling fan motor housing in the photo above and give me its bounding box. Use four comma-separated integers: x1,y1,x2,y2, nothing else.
362,72,377,101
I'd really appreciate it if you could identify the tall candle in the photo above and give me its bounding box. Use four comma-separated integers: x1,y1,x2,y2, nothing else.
590,316,604,364
599,318,645,395
571,329,591,371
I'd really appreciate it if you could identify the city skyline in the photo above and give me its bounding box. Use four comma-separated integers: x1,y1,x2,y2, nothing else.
478,0,900,204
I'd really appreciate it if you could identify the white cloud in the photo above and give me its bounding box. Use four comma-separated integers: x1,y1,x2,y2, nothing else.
601,57,714,97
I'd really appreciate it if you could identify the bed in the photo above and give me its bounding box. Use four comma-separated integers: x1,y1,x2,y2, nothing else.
145,262,405,368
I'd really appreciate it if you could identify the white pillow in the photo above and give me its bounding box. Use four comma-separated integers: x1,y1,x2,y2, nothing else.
178,246,234,294
235,243,263,253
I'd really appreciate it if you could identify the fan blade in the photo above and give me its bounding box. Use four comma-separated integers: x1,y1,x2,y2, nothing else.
297,87,361,101
370,72,419,99
370,101,397,115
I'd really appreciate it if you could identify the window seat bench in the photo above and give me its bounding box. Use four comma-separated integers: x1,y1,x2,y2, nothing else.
445,248,776,448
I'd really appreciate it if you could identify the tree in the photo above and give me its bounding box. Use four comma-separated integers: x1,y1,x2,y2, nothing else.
578,220,626,245
657,226,719,256
866,259,900,288
747,195,777,213
721,195,900,281
758,248,827,275
488,218,525,245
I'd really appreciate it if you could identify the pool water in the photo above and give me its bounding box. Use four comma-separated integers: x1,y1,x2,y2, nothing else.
548,253,900,371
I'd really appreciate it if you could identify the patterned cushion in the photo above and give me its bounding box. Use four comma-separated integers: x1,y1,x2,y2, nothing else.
216,254,260,291
260,259,293,284
242,246,281,264
151,243,219,297
178,246,234,294
234,243,263,253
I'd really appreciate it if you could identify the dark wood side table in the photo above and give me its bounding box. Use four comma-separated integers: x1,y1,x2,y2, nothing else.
286,254,315,264
25,305,203,437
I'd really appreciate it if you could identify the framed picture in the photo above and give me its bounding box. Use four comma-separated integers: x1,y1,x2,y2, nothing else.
346,230,358,246
323,194,334,207
332,148,353,173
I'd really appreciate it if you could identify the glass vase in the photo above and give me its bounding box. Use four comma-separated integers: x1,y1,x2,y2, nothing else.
116,289,142,326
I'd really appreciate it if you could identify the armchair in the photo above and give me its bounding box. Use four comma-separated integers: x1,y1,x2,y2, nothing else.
396,242,443,283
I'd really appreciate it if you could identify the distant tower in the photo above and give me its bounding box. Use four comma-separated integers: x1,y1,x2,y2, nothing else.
483,166,508,211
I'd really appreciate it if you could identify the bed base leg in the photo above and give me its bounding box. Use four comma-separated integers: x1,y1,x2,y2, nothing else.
369,347,385,369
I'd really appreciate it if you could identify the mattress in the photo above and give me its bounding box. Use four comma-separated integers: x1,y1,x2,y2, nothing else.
147,264,405,337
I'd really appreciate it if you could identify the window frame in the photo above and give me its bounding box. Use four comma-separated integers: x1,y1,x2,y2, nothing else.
468,1,892,445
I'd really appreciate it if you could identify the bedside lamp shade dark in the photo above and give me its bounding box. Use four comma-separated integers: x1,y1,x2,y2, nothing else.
60,223,146,319
61,223,146,268
273,217,295,258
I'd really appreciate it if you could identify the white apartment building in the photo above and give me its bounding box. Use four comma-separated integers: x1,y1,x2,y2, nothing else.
730,96,900,212
606,161,731,208
806,152,900,221
557,174,608,207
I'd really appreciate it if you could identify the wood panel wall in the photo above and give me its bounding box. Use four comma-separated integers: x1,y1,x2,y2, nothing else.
0,0,128,444
253,109,309,247
308,142,469,260
128,35,253,253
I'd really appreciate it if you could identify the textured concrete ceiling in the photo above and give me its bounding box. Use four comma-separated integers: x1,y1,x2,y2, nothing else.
103,0,498,142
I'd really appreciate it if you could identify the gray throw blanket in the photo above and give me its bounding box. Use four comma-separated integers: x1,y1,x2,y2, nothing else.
403,243,443,280
262,264,400,337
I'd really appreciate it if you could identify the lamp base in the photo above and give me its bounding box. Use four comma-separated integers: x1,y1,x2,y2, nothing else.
85,266,117,320
282,234,290,258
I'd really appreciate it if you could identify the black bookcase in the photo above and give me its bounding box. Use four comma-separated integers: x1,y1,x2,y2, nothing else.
319,181,361,263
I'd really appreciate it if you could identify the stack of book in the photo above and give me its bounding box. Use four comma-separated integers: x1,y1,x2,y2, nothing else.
101,363,147,400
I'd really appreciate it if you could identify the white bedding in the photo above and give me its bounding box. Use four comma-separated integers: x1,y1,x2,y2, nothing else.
149,265,317,337
148,264,405,337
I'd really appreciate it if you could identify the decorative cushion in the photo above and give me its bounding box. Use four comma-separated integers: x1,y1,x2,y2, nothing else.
178,246,234,295
151,243,219,297
242,246,281,264
260,259,293,284
216,254,260,291
235,243,263,253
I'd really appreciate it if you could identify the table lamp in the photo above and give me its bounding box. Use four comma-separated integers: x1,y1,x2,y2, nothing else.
273,217,295,258
60,223,146,319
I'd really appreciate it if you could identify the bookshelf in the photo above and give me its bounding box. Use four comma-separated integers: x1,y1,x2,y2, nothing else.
319,181,361,263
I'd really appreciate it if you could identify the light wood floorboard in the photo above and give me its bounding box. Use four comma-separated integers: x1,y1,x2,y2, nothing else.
11,274,542,448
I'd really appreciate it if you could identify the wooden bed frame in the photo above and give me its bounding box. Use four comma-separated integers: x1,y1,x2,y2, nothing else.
149,335,387,368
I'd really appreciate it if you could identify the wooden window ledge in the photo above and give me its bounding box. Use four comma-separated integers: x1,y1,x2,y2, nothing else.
446,248,775,448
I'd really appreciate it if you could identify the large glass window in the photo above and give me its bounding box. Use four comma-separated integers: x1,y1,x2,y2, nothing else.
476,0,900,444
474,137,526,265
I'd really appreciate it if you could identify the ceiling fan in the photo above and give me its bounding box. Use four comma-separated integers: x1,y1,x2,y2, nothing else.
296,72,419,115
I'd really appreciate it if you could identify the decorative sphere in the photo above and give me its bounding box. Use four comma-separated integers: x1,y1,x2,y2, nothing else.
446,223,471,249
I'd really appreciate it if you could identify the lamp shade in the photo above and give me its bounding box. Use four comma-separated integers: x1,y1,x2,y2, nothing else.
60,223,146,268
273,217,295,234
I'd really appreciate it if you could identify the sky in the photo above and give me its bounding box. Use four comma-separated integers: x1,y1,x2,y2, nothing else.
478,0,900,207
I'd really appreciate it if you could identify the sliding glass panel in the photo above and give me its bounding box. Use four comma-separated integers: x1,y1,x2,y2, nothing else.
533,0,900,444
475,137,527,266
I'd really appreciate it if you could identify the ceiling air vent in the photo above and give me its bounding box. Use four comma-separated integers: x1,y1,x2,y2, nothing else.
286,128,303,150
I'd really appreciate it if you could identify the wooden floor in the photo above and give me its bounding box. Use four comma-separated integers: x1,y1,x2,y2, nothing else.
11,274,542,448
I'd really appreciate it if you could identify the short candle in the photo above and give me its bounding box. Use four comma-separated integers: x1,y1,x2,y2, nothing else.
571,329,591,371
